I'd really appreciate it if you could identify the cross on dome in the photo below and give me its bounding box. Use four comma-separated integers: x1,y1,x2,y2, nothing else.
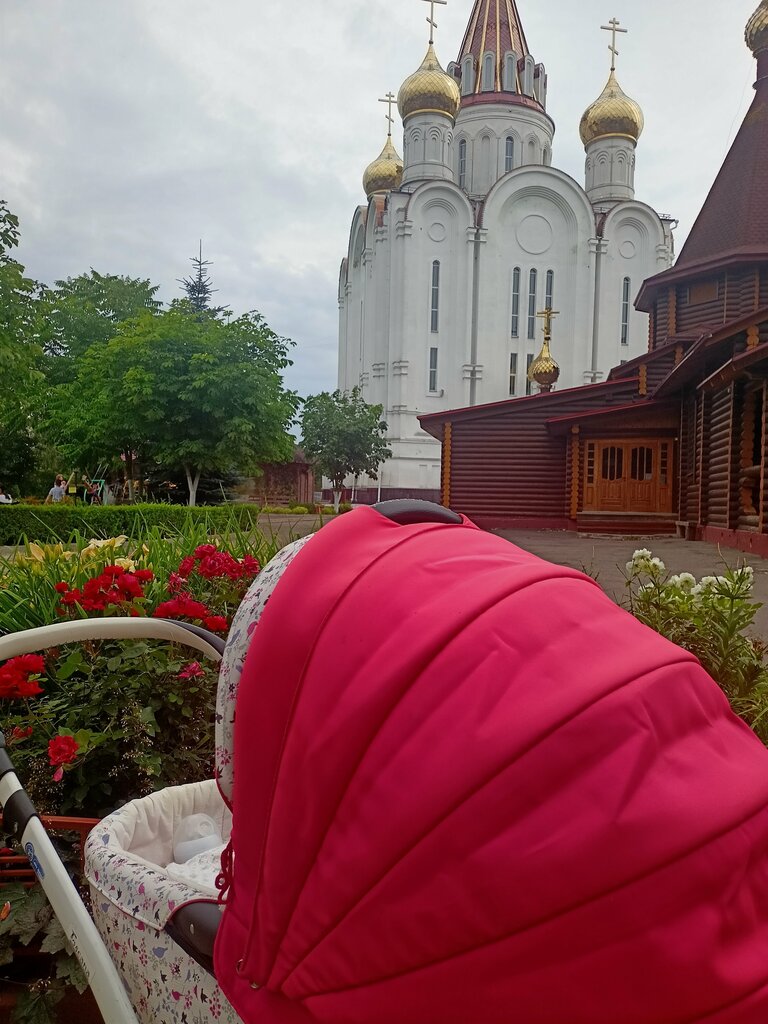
378,92,397,136
601,17,628,71
536,307,560,338
420,0,448,45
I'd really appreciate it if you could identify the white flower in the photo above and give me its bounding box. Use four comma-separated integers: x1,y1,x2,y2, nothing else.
631,548,653,562
677,572,696,588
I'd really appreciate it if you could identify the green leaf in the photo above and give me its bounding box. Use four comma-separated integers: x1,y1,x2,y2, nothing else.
39,916,71,956
56,953,90,995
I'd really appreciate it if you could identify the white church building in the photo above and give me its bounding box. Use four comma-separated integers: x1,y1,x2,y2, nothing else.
338,0,676,498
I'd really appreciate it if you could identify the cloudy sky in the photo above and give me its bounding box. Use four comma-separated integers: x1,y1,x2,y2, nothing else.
0,0,760,397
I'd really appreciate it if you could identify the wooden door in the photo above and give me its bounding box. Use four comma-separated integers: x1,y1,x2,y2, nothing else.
583,439,673,513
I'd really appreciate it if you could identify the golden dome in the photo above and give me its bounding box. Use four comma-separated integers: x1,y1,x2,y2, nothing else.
528,337,560,393
363,135,403,198
746,0,768,55
579,69,644,147
397,44,461,122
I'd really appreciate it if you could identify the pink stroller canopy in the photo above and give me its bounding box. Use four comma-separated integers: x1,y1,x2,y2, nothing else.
216,507,768,1023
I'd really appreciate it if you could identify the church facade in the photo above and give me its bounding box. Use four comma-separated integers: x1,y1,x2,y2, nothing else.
338,0,674,498
419,0,768,557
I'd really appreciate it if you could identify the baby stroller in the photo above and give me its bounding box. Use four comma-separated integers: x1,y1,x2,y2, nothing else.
3,501,768,1024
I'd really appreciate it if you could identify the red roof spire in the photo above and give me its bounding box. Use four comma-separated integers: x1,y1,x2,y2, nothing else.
676,7,768,269
454,0,545,110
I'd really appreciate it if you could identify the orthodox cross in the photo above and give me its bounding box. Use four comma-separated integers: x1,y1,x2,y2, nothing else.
537,307,560,338
421,0,447,45
601,17,628,71
379,92,396,136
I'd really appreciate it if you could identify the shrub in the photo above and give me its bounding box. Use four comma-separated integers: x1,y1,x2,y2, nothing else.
624,549,768,742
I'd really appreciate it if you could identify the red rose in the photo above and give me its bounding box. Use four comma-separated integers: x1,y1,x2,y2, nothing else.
101,565,125,578
48,735,80,767
177,556,196,579
194,545,217,559
10,726,33,743
54,582,70,594
178,661,205,679
133,569,154,583
17,655,45,674
203,616,229,633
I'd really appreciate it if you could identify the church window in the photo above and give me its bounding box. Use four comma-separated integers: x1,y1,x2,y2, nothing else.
511,267,521,337
461,55,475,95
431,261,440,333
526,353,534,395
527,269,538,340
428,346,439,393
509,352,518,396
503,52,517,92
482,53,495,92
458,139,467,190
505,137,515,173
523,56,535,96
545,269,555,309
621,277,631,345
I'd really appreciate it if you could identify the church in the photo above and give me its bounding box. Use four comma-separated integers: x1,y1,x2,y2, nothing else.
338,0,674,499
419,0,768,556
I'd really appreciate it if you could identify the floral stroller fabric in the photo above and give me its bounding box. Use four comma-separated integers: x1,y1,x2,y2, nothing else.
88,507,768,1024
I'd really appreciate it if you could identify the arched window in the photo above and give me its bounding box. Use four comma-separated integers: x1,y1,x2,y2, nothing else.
431,260,440,333
505,136,515,173
526,353,534,395
511,267,521,337
503,51,517,92
482,52,495,91
461,55,475,95
523,56,535,96
458,139,467,190
545,269,555,309
527,268,538,339
509,352,518,396
621,277,631,345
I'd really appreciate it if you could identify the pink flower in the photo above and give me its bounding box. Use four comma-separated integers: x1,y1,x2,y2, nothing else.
178,662,205,680
52,767,64,783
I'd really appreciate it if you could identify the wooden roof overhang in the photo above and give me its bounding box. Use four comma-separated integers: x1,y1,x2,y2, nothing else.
653,307,768,398
545,400,679,437
636,250,768,312
697,341,768,394
607,336,701,382
418,377,640,440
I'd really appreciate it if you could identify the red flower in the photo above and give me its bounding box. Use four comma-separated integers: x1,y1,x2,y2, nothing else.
48,735,79,767
177,556,196,579
133,569,154,583
203,616,229,633
167,572,185,593
101,564,125,578
178,661,205,679
9,726,33,744
54,582,70,594
241,555,261,576
194,544,217,559
17,655,45,674
0,656,45,700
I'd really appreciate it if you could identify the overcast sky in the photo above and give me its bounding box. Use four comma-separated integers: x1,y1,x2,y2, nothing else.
0,0,760,397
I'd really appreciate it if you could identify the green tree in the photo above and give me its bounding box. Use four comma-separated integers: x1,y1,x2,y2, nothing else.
0,200,47,493
300,387,391,511
178,242,227,317
55,307,299,506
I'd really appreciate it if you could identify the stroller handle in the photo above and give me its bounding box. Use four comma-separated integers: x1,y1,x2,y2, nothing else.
373,499,462,526
0,617,224,662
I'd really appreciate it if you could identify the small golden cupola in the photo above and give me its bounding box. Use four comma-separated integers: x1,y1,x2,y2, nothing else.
528,308,560,394
363,136,404,198
397,43,461,123
746,0,768,56
579,69,644,147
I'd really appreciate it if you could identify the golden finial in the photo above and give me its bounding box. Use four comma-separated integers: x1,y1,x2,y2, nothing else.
746,0,768,56
528,308,561,393
421,0,448,45
363,97,404,198
601,17,628,72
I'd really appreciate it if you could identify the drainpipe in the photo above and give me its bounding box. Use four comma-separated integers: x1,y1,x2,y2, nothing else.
590,234,606,382
469,219,485,406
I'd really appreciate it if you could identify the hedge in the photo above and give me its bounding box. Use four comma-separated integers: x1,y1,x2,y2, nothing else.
0,503,306,546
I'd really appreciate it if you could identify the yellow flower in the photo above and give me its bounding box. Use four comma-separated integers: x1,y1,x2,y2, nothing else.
114,557,136,571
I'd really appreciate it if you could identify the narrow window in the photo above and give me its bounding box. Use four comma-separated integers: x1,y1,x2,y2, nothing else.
431,260,440,333
428,346,439,393
527,268,538,340
545,269,554,309
511,267,521,337
505,136,514,173
509,352,518,396
482,53,495,91
621,276,631,345
526,353,534,395
458,139,467,190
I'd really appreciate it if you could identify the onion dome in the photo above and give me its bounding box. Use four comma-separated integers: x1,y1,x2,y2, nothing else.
397,44,461,122
528,337,560,393
746,0,768,55
363,135,403,198
579,69,644,147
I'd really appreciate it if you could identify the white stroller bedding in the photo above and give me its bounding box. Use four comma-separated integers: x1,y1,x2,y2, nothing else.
166,843,227,898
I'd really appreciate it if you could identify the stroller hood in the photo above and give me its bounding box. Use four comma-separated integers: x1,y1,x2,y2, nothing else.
216,507,768,1024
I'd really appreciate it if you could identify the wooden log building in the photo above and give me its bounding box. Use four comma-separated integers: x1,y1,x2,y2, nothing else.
420,4,768,555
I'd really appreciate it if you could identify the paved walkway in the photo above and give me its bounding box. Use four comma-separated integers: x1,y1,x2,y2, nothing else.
492,529,768,638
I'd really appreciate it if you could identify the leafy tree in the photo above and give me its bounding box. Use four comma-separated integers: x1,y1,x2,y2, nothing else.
55,307,299,506
300,387,391,511
178,242,227,317
0,200,47,492
44,269,162,364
